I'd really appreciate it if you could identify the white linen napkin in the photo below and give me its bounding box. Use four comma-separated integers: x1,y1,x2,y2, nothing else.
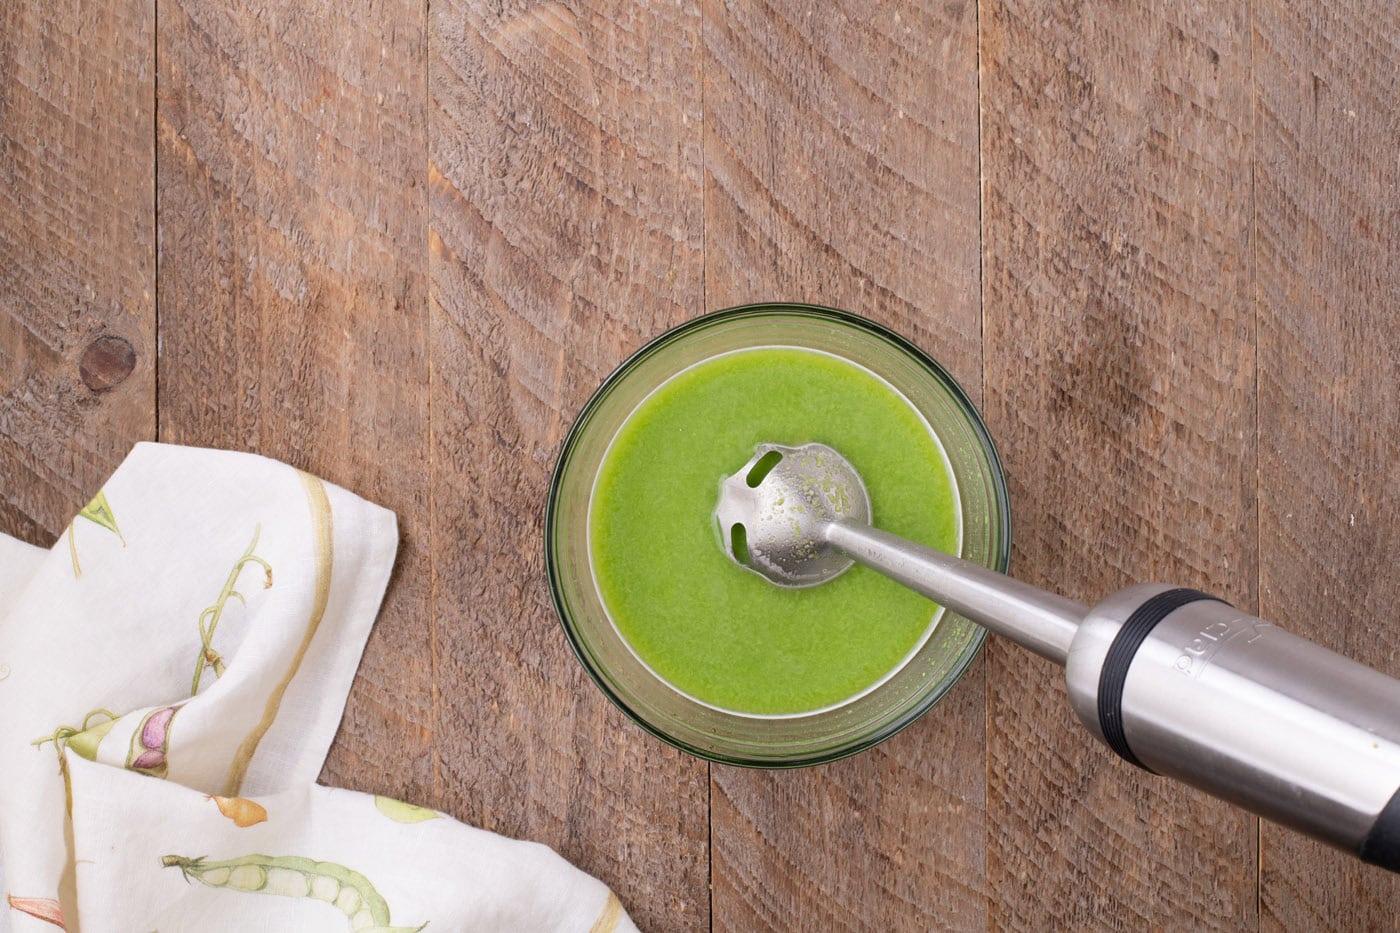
0,442,636,933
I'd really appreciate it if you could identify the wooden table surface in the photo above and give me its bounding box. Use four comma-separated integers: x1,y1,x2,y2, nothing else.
3,0,1397,929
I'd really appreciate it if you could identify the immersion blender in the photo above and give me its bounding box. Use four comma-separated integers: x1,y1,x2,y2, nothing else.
716,442,1400,872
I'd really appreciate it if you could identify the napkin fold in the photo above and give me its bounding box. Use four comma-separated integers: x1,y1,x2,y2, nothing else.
0,442,635,933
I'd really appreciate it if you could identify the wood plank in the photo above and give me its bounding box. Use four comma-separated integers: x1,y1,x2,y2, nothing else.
155,0,433,801
0,0,155,541
702,1,986,928
979,1,1259,926
427,4,709,931
1255,2,1400,926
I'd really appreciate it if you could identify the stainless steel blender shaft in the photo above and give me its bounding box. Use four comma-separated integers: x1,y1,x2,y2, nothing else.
828,523,1400,874
824,522,1083,663
716,443,1400,872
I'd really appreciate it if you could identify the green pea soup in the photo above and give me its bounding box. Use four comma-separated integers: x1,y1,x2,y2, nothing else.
588,346,961,716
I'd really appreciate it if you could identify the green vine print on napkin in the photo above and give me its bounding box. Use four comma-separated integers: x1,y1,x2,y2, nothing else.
191,525,274,696
223,471,328,796
162,854,426,932
68,489,125,578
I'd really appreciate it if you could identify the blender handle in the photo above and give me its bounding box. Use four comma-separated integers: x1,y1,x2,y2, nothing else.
824,522,1400,872
1064,585,1400,872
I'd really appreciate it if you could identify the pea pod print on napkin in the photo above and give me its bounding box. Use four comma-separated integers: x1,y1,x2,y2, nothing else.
127,705,180,778
161,854,426,932
68,489,125,578
32,709,119,772
36,704,186,780
65,713,118,762
373,795,440,824
209,795,269,828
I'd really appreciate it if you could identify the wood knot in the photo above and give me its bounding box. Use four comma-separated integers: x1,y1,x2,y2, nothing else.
78,335,137,392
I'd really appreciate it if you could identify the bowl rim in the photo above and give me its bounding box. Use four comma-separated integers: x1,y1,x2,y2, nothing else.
544,301,1012,768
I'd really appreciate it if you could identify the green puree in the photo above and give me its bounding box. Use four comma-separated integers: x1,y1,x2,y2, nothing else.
589,347,960,715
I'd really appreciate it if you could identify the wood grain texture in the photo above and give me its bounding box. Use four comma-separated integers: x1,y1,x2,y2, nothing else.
702,1,986,928
0,0,154,540
155,0,433,800
4,0,1399,928
427,3,710,931
980,0,1259,927
1256,2,1400,927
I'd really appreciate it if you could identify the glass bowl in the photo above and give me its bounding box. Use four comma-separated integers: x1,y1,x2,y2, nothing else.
546,303,1010,767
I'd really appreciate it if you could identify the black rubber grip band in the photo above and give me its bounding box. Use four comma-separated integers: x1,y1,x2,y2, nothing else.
1360,785,1400,873
1098,588,1227,771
